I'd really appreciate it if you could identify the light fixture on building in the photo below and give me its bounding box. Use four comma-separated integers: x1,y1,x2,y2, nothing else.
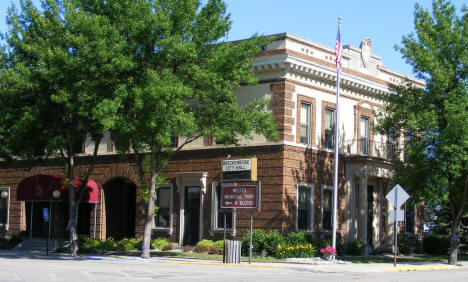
200,172,208,194
52,190,61,199
0,191,8,199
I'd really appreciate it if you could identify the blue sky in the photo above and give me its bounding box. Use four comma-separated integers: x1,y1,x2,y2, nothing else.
1,0,466,76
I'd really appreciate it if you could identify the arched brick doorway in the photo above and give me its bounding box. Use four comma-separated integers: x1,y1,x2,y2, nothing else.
103,177,136,240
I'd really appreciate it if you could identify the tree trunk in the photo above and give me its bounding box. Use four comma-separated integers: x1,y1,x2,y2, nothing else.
140,178,157,258
448,217,461,265
134,150,160,259
67,154,79,256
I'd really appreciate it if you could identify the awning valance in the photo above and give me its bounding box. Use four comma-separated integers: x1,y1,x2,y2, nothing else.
17,174,99,203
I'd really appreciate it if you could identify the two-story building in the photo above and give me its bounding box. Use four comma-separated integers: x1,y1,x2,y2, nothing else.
0,33,424,250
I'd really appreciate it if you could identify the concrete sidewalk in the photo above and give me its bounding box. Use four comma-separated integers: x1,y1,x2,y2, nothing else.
1,249,466,273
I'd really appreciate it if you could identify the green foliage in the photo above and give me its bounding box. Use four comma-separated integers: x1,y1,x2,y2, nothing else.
193,239,225,255
98,238,115,251
0,236,23,249
376,0,468,263
425,203,468,253
423,234,450,255
82,238,100,249
117,238,140,251
276,243,317,259
341,240,364,256
285,232,308,246
399,234,423,254
242,229,266,256
310,236,332,251
264,230,286,256
151,237,170,250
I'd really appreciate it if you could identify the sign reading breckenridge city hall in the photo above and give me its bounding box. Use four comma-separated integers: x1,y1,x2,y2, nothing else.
221,158,257,181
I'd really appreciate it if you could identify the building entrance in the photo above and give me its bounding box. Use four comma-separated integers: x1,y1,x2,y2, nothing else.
103,178,136,240
183,186,200,245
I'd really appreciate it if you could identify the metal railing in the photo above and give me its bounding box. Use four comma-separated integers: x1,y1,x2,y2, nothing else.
346,139,398,160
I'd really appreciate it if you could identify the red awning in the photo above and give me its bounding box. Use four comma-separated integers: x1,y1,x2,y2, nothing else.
17,174,99,203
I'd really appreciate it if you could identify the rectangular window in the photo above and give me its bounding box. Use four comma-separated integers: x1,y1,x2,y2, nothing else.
405,204,415,233
321,186,333,231
0,188,10,230
297,184,313,231
154,186,172,229
360,117,370,155
387,128,398,160
324,108,335,149
212,183,234,230
300,102,311,145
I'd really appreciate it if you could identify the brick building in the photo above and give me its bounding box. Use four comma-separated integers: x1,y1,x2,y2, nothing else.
0,33,424,250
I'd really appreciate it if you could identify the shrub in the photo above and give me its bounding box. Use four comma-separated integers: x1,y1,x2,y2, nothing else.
398,234,423,255
162,243,175,251
285,232,308,246
208,246,223,255
82,238,100,249
193,245,211,253
242,229,266,256
276,243,317,259
134,238,143,250
310,236,332,251
196,239,215,248
98,238,115,251
264,230,285,257
151,237,170,250
423,234,450,255
213,240,224,249
117,238,138,251
194,239,225,255
183,245,193,252
342,240,364,256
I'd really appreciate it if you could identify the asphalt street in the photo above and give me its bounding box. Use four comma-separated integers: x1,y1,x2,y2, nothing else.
0,250,467,282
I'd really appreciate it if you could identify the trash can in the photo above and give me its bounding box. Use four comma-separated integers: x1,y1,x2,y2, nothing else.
225,240,241,263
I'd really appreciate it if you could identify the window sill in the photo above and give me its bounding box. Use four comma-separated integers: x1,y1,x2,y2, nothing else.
152,227,173,235
297,229,314,233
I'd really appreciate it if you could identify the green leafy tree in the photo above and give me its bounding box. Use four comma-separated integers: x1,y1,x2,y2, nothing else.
377,0,467,265
76,0,278,258
0,0,132,255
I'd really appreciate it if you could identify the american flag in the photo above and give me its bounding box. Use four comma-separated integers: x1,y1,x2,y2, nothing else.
335,23,342,71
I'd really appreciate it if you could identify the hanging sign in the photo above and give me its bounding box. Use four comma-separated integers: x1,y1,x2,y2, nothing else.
42,208,49,222
221,185,258,209
221,158,257,181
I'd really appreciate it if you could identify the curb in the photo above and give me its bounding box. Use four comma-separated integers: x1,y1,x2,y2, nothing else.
385,265,459,272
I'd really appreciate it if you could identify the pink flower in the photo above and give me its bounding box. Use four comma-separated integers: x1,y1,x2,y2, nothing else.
320,245,336,255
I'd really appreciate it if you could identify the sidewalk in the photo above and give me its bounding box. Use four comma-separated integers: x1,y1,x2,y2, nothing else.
1,249,466,273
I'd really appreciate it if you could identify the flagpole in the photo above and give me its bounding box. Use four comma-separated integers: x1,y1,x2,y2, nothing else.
331,16,342,254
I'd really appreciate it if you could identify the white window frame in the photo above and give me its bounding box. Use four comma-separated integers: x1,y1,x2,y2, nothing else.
211,182,236,234
320,185,334,232
296,183,314,232
153,184,173,235
0,187,10,231
300,102,312,145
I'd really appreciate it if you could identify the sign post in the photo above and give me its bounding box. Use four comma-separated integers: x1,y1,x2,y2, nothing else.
385,184,409,267
220,183,260,264
42,208,49,256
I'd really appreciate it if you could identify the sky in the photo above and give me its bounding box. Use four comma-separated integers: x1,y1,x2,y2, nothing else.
0,0,466,77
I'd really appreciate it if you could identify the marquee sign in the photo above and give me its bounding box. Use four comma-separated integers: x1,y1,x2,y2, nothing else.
221,158,257,181
220,185,258,209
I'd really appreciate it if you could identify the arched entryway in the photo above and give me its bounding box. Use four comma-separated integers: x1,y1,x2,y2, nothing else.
103,178,136,240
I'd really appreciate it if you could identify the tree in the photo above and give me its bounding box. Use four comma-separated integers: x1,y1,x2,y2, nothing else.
0,0,132,255
377,0,467,265
76,0,278,258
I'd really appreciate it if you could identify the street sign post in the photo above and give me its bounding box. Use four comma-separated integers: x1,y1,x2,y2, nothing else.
220,183,260,264
385,184,410,267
